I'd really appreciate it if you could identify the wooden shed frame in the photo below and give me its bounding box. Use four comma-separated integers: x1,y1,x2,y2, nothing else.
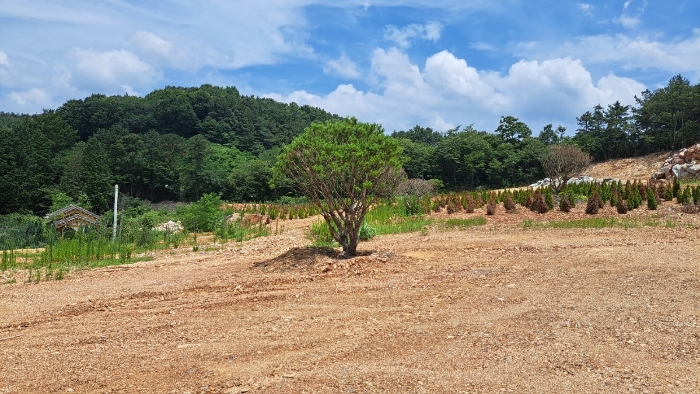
44,205,101,232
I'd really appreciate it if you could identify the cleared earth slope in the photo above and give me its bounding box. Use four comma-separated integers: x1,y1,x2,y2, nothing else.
583,151,670,181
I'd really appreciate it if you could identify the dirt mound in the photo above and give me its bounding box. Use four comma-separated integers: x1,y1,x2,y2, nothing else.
252,247,414,278
252,246,340,271
584,151,670,181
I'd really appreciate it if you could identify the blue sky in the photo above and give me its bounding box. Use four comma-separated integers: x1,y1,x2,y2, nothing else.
1,1,699,135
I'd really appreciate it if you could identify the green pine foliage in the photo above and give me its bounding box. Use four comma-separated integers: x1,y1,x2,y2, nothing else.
610,189,619,208
692,186,700,205
646,187,658,210
672,177,681,199
544,188,555,210
679,186,692,205
663,184,674,201
627,186,643,210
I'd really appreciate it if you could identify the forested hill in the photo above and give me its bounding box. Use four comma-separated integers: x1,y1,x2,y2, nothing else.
1,75,698,216
0,85,341,215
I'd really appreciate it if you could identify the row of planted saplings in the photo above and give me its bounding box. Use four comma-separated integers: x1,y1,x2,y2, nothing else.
429,187,558,215
582,178,700,214
428,178,700,216
235,203,321,220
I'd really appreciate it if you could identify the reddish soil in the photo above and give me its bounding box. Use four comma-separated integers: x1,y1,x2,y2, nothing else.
2,158,699,393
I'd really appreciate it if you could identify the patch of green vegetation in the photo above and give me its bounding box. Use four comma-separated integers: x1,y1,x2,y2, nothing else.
309,220,339,248
371,216,433,235
521,216,678,229
442,217,487,229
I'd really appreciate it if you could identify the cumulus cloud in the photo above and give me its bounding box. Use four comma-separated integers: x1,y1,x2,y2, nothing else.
72,49,161,90
384,22,443,48
493,57,645,118
9,88,52,107
323,54,361,79
423,50,503,105
266,49,645,133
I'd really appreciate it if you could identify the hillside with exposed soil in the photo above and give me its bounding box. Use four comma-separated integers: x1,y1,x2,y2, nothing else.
584,151,671,181
1,153,699,394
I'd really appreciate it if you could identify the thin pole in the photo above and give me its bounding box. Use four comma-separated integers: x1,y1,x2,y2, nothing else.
112,185,118,241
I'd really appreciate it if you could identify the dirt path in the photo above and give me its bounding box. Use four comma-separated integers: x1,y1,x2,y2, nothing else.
1,203,699,393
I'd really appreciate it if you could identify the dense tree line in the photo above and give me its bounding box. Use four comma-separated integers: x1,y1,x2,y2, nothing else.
573,75,700,161
0,85,340,215
393,117,549,190
1,75,698,216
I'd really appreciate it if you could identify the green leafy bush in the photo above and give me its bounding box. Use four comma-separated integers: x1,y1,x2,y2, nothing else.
177,193,224,232
359,222,377,241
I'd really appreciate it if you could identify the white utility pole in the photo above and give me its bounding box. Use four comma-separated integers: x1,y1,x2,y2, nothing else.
112,184,119,241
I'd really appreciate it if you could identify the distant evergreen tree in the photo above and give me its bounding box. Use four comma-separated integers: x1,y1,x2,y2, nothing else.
646,187,658,210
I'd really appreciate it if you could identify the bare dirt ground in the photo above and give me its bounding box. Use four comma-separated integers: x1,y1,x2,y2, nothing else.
584,151,671,181
2,159,699,394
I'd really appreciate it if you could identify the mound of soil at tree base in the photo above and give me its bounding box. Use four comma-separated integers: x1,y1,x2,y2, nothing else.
583,151,670,181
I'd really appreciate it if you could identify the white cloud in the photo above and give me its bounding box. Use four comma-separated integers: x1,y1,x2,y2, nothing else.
0,50,9,86
323,54,361,79
73,49,160,89
616,0,644,29
121,84,140,97
424,21,444,41
384,22,443,49
578,3,594,17
0,1,110,25
513,30,700,80
9,88,52,107
596,74,646,104
618,15,640,29
131,31,173,57
470,42,496,51
423,50,503,105
493,57,645,117
266,49,645,133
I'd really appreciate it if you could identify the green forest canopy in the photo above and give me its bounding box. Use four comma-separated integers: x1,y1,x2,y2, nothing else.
1,76,698,216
